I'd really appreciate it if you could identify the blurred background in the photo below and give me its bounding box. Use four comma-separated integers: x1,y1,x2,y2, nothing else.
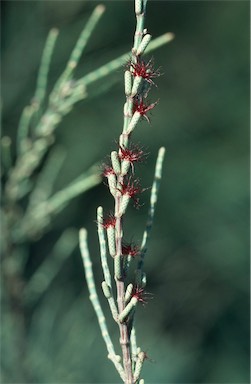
1,0,250,383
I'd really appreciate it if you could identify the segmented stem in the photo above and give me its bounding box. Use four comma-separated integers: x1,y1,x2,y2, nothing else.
79,1,171,382
79,229,125,382
34,29,59,109
138,146,166,273
97,206,112,288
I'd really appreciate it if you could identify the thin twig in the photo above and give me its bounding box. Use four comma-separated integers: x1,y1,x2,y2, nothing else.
51,5,105,100
138,147,166,273
79,229,125,382
34,29,59,109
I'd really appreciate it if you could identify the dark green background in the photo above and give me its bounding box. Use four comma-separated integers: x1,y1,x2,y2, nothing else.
2,0,250,383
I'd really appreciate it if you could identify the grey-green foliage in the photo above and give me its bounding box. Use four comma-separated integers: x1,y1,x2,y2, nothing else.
2,4,172,243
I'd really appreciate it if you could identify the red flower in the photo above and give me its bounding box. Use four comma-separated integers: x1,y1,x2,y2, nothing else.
119,178,141,198
133,98,158,123
102,164,115,177
119,143,146,174
132,286,153,305
122,242,140,257
119,144,145,163
101,212,116,229
130,57,161,86
132,286,147,304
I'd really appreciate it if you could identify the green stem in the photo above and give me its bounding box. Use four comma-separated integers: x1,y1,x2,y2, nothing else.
51,5,105,98
34,29,59,109
138,147,166,275
79,229,125,382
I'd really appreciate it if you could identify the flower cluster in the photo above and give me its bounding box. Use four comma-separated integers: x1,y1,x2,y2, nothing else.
96,18,162,381
101,51,160,211
99,34,161,290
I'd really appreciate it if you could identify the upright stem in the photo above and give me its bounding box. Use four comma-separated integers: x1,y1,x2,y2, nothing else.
117,283,133,384
114,2,148,380
115,178,133,384
81,1,170,382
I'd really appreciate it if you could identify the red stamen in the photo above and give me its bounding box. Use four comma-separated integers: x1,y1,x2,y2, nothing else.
133,98,158,123
101,212,116,229
119,178,141,198
102,164,115,177
119,144,145,164
122,242,140,257
132,286,147,304
130,57,161,86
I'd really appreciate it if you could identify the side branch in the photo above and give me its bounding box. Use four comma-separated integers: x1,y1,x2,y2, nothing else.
138,146,166,273
79,228,125,382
